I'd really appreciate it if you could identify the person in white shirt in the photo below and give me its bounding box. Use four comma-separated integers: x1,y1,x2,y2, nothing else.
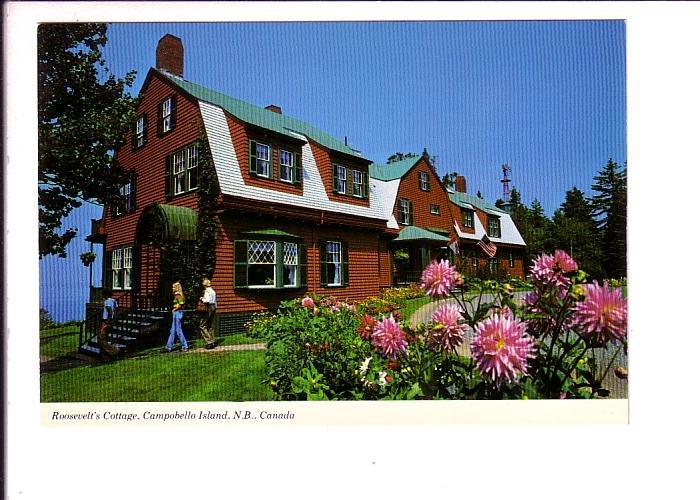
198,278,217,349
99,289,120,360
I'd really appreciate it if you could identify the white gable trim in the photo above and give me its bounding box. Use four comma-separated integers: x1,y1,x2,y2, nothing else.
199,101,387,221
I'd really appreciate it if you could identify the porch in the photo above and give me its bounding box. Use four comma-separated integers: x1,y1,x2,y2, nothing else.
391,226,454,285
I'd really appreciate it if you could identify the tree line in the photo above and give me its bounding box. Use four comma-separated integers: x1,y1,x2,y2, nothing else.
495,159,627,280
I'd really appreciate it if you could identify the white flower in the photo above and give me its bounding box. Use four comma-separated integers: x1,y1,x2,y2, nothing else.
359,357,372,375
377,371,388,386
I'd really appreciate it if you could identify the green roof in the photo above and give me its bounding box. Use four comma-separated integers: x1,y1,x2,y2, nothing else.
449,191,506,214
155,204,198,241
393,226,451,243
369,156,422,181
160,71,364,159
240,228,301,239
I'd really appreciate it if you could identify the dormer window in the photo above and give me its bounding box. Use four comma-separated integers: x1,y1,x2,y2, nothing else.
249,140,271,178
419,171,431,191
333,164,347,194
158,96,176,135
133,114,147,149
462,209,474,228
351,169,368,198
487,215,501,238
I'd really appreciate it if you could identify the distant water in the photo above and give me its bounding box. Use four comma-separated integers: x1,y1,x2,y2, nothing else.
39,204,104,323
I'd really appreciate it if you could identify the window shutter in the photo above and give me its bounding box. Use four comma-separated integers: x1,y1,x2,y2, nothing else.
142,113,148,145
347,169,354,196
233,240,249,289
319,241,328,287
408,201,414,226
170,96,177,131
342,242,350,287
361,171,368,198
131,121,137,149
129,173,137,211
332,165,338,193
294,153,302,185
164,155,173,198
299,243,308,286
104,249,113,291
249,140,257,175
157,102,163,135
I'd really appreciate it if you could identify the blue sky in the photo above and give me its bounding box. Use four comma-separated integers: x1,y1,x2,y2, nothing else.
40,21,626,320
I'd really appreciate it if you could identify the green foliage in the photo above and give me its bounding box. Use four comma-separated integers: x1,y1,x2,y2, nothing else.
79,251,97,267
40,308,55,330
38,23,137,257
590,159,627,278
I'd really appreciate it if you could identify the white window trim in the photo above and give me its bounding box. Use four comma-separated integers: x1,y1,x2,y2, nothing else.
135,115,145,147
247,240,277,288
161,98,172,133
255,143,272,178
430,204,440,215
326,240,343,286
279,149,294,183
352,169,363,197
419,171,430,191
336,165,347,195
111,246,133,290
399,199,412,225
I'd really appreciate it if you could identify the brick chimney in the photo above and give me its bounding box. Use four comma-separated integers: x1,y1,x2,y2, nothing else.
156,34,184,77
455,175,467,193
265,104,282,114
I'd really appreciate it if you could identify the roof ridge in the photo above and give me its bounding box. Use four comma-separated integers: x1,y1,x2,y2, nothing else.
158,69,365,159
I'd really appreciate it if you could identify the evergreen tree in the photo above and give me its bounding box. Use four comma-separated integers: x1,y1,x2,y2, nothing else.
552,187,604,278
590,159,627,277
38,23,137,257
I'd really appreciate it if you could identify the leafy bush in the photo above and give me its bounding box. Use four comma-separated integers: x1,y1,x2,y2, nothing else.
40,308,55,330
257,251,627,400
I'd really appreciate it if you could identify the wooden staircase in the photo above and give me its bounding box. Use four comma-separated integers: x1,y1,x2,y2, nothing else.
79,309,168,357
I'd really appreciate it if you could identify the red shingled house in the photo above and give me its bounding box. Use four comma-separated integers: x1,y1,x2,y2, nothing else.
83,35,525,354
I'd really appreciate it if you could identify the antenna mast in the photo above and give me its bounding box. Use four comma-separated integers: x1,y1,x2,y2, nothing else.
501,163,512,207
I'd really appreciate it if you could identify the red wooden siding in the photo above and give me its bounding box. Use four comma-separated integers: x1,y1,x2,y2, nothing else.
394,158,456,235
310,142,371,207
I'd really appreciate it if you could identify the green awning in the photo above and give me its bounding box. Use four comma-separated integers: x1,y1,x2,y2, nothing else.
393,226,451,243
135,203,199,244
241,228,302,239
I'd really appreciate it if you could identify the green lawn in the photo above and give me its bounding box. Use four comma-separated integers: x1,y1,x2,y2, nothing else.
40,349,273,402
40,325,81,360
399,295,432,321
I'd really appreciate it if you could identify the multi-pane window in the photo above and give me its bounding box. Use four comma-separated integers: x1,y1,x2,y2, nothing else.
488,257,498,273
168,144,199,196
133,114,147,148
247,240,276,287
419,171,431,191
283,242,299,287
279,149,294,182
111,246,132,290
398,198,413,225
471,251,478,268
509,252,515,268
113,180,134,216
333,165,347,194
325,241,342,286
352,170,364,197
249,141,271,178
234,239,306,289
487,216,501,238
430,204,440,215
160,97,173,134
462,209,474,228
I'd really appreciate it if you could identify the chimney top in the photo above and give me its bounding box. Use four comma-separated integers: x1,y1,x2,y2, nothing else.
156,34,184,78
265,104,282,114
455,175,467,194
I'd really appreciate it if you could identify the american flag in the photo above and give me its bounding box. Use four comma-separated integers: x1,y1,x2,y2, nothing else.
477,235,497,258
448,236,459,255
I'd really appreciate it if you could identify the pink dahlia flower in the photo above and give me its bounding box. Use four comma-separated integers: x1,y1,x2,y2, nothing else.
429,304,466,352
471,313,536,386
301,297,315,309
420,259,460,298
371,315,408,359
529,251,578,291
571,281,627,344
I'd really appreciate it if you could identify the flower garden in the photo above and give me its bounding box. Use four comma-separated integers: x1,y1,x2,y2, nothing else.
249,250,628,400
